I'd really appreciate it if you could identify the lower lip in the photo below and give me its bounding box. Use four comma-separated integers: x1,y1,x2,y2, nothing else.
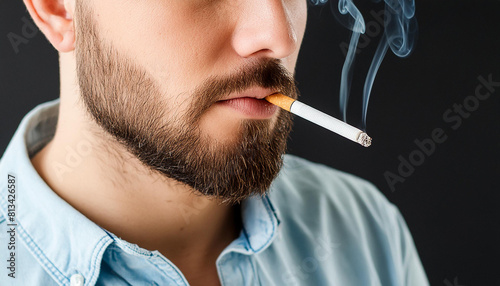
216,97,278,118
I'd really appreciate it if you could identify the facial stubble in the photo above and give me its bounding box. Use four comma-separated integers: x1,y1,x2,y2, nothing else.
74,2,298,205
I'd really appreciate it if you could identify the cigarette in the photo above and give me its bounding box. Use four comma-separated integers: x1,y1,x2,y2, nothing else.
265,93,372,147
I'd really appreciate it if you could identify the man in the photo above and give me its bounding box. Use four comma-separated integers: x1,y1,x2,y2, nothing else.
0,0,428,285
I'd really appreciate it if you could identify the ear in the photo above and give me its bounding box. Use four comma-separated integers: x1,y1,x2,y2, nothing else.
23,0,76,52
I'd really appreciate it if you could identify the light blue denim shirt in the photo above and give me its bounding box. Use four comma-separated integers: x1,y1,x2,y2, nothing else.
0,99,428,286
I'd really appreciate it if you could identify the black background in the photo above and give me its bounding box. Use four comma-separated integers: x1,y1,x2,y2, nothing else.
1,1,499,285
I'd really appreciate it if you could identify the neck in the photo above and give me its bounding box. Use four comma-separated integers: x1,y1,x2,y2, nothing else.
31,52,241,263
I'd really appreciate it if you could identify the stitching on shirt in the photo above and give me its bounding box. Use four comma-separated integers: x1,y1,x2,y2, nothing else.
17,221,69,285
103,230,156,258
241,224,251,251
251,195,276,253
246,254,259,285
0,190,68,284
113,238,155,257
104,232,188,284
219,270,227,286
87,236,113,286
146,255,189,286
217,252,230,286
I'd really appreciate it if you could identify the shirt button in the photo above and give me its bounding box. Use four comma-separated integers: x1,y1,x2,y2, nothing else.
70,274,85,286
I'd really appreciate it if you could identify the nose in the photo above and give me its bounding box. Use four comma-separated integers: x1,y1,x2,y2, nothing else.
232,0,299,59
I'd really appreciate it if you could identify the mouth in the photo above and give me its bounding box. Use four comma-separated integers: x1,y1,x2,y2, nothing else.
216,87,279,119
218,86,277,101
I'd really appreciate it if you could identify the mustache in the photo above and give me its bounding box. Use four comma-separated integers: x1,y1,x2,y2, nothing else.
187,59,298,122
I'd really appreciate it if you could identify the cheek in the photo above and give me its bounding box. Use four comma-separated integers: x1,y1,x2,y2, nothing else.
285,0,308,70
295,0,308,42
91,1,234,96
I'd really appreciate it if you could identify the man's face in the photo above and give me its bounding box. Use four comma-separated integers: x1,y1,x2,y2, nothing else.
74,0,308,204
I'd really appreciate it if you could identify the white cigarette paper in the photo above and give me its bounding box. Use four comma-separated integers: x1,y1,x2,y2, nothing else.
265,93,372,147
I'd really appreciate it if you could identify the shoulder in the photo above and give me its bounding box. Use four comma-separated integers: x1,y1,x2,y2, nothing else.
271,154,396,221
266,154,428,286
269,154,403,258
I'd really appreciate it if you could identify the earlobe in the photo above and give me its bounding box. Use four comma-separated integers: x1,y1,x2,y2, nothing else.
59,29,75,51
23,0,76,52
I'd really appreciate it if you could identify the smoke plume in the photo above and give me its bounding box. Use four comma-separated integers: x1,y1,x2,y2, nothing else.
310,0,417,130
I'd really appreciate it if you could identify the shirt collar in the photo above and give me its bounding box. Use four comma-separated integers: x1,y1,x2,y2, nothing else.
239,193,281,254
0,99,282,283
107,191,283,259
0,99,113,285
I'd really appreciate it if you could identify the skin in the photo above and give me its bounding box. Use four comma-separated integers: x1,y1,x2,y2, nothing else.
25,0,308,285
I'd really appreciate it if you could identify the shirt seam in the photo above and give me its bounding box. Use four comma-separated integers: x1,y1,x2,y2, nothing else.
87,236,113,286
145,254,189,286
246,255,260,285
113,239,155,257
0,189,68,285
250,195,276,253
105,238,187,285
17,221,69,285
217,254,228,286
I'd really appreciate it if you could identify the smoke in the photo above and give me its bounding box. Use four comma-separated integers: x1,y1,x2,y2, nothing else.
310,0,417,130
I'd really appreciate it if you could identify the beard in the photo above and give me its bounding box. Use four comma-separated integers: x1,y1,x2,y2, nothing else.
74,2,298,205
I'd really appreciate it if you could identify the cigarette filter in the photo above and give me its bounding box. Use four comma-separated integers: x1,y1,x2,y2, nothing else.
265,93,372,147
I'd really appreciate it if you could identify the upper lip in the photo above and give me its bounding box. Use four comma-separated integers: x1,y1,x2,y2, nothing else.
218,87,277,101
